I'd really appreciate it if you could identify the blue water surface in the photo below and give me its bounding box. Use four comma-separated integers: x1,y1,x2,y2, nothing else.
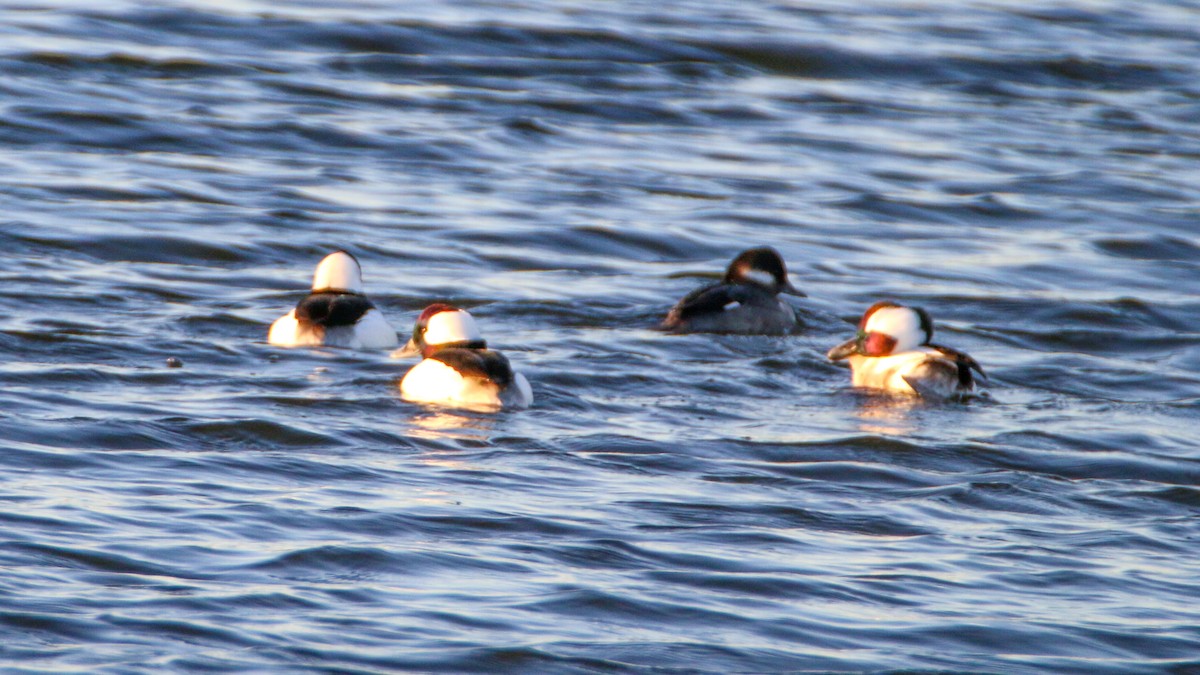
1,1,1199,672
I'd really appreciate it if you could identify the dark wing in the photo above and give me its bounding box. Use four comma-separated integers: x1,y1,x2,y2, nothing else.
928,343,987,387
664,283,754,325
430,348,514,389
295,292,375,328
901,358,963,399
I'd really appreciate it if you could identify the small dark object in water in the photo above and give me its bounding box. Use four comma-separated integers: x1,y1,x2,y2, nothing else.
166,357,184,368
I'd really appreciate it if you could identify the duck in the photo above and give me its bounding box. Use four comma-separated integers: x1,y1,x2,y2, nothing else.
399,303,532,410
267,250,399,349
661,246,805,335
826,301,986,399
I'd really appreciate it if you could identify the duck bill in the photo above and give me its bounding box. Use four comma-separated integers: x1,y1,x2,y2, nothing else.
782,281,806,297
390,337,421,359
826,338,859,361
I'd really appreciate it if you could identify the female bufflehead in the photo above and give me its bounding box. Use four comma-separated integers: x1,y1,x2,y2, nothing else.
661,246,805,335
826,301,986,399
268,250,399,349
399,304,533,410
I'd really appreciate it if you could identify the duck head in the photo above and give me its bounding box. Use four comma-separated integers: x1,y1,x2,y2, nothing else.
311,250,365,294
724,247,805,296
397,303,487,357
827,301,932,360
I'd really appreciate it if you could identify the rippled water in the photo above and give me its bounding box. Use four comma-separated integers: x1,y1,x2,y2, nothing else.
2,1,1199,672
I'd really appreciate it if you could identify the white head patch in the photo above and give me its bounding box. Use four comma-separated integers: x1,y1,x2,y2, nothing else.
741,269,776,287
312,251,364,293
864,306,925,352
425,309,483,346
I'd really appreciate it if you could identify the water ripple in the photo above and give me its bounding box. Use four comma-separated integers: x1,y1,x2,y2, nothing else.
0,0,1197,672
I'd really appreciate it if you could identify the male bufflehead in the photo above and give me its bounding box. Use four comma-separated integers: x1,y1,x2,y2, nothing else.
661,246,805,335
399,304,533,410
268,250,399,349
826,301,986,399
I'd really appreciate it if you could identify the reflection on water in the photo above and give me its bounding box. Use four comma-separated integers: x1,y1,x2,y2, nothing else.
305,365,332,385
406,406,499,441
850,393,923,436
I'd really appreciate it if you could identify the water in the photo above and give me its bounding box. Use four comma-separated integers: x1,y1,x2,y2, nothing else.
2,1,1199,672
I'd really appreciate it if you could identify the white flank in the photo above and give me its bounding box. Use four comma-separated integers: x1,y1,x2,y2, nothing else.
400,359,470,403
400,358,533,410
349,309,399,349
400,358,499,408
268,309,322,346
505,372,534,409
847,350,931,393
846,347,971,399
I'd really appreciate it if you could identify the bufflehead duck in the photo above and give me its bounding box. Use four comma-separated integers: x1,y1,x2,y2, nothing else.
268,250,399,349
399,304,533,410
826,301,986,399
661,246,805,335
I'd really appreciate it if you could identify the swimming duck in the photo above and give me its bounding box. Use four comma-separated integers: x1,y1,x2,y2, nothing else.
826,301,986,399
399,304,532,409
268,250,399,349
661,246,805,335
